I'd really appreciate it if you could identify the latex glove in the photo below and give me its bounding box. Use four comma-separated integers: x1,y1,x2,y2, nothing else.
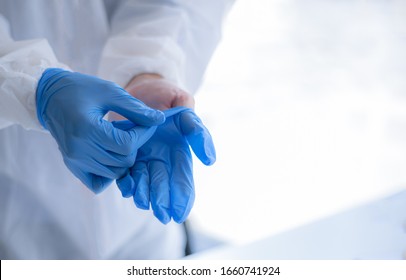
113,107,216,224
36,68,165,193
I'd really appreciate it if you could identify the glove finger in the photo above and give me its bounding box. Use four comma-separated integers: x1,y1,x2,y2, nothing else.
96,119,157,156
107,88,165,126
149,160,171,224
91,174,114,194
75,158,128,180
116,172,135,198
86,144,136,168
170,149,194,223
179,111,216,166
132,161,150,210
64,159,112,193
111,120,157,149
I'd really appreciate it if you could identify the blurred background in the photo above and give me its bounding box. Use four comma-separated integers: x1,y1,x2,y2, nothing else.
190,0,406,245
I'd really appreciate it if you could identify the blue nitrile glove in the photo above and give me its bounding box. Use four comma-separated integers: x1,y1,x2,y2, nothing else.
36,68,165,193
113,107,216,224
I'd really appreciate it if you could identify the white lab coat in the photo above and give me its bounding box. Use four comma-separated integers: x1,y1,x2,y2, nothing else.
0,0,233,259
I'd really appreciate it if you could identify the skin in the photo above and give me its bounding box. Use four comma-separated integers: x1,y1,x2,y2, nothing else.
111,73,194,122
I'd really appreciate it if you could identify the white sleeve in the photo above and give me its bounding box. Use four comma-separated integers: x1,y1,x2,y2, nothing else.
0,14,67,131
98,0,235,94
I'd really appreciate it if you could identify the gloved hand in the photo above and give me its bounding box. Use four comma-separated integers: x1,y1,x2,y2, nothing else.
114,107,216,224
36,68,165,193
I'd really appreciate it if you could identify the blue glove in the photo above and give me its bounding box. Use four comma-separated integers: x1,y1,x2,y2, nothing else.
114,107,216,224
36,68,165,193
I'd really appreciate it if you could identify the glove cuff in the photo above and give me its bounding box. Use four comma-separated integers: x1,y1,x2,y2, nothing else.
35,68,69,129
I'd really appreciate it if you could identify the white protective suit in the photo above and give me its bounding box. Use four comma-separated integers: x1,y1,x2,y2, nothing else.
0,0,233,259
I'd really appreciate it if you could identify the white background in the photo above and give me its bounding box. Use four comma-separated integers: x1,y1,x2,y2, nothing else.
191,0,406,244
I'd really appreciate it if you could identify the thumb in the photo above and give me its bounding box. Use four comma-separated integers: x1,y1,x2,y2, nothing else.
112,120,157,149
179,110,216,166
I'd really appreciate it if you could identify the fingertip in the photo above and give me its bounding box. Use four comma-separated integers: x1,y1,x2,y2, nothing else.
205,156,216,166
154,109,166,124
178,110,217,166
171,197,194,224
116,174,135,198
205,157,216,166
152,204,171,225
155,210,171,224
112,96,165,126
201,146,217,166
143,109,165,126
160,217,171,225
133,195,150,210
91,175,112,194
192,138,216,166
172,211,187,224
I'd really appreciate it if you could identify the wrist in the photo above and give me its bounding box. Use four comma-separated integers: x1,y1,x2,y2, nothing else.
124,73,195,111
126,73,163,88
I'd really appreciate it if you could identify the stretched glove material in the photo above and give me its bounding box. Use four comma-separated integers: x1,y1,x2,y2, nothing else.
36,68,165,193
114,107,216,224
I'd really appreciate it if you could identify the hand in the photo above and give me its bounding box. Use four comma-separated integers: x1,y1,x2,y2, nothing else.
36,68,165,193
114,107,215,224
114,74,215,224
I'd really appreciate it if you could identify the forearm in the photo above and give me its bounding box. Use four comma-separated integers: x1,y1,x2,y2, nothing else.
0,39,68,130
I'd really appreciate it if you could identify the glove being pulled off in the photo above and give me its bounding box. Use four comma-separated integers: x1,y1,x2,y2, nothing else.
114,107,216,224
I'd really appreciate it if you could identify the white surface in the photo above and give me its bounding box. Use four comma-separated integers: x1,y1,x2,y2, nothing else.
191,0,406,244
188,190,406,259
